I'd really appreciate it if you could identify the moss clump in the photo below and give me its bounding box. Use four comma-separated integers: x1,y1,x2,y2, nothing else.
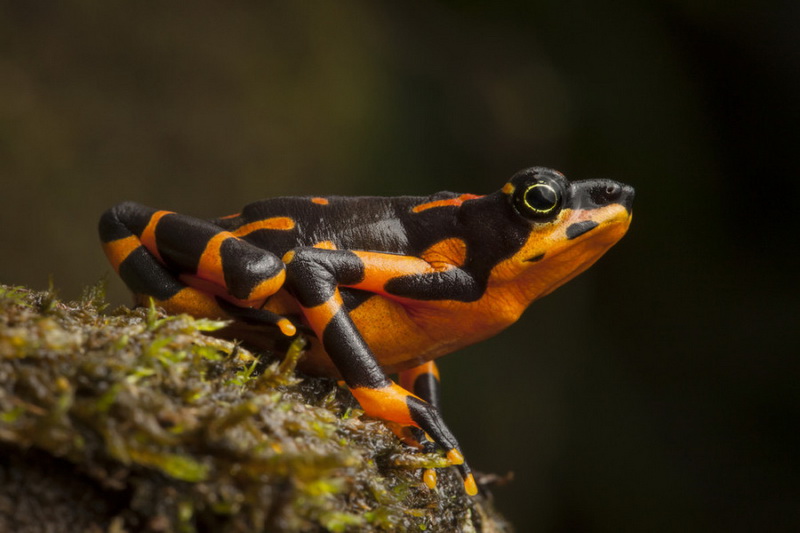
0,284,512,532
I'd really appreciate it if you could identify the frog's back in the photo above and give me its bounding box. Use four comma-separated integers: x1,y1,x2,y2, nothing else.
214,193,466,257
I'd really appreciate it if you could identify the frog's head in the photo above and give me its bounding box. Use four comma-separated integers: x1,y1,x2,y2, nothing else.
492,166,634,301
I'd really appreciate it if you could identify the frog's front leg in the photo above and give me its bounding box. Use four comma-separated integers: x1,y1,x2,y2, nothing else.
283,248,478,495
400,361,441,411
397,361,447,489
99,202,294,334
396,362,441,451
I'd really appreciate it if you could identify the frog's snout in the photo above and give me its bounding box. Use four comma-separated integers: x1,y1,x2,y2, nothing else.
570,180,635,214
618,184,635,214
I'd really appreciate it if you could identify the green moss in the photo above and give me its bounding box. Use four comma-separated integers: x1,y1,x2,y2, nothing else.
0,283,512,532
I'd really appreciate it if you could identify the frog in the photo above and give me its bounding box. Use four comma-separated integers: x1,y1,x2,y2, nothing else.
99,166,634,495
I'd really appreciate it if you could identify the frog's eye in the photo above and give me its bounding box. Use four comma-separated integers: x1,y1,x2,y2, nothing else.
515,180,563,219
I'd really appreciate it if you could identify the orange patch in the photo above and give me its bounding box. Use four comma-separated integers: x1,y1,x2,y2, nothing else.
261,289,301,317
420,238,467,269
157,286,227,318
350,382,418,427
232,216,295,237
311,197,329,205
344,295,430,372
178,273,264,308
411,194,481,213
313,241,337,250
102,235,141,272
140,210,172,262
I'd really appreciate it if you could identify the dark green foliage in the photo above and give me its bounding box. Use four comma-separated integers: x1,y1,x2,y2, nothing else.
0,284,511,532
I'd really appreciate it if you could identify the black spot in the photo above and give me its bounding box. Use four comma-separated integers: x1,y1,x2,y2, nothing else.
566,220,599,240
525,253,545,263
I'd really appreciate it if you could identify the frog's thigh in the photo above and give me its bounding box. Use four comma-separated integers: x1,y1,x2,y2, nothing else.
100,202,286,308
99,203,224,317
145,212,286,301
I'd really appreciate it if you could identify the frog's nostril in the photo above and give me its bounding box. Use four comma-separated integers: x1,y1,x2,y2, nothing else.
605,184,621,200
589,181,624,206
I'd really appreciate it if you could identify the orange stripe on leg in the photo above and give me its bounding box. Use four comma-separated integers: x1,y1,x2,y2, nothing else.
139,210,172,262
246,269,286,301
102,235,142,273
350,382,419,427
195,233,230,287
399,361,440,390
349,251,434,293
300,291,345,336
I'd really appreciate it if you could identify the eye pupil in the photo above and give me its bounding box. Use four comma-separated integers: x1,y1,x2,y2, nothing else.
524,183,558,214
511,176,564,220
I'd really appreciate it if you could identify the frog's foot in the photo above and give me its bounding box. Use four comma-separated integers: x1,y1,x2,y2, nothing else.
388,423,475,492
387,423,436,452
351,382,478,496
215,297,302,337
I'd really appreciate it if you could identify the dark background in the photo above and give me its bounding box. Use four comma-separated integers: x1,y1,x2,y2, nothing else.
2,2,798,530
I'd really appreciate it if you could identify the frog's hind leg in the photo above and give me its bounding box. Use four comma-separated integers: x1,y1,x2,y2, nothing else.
99,202,286,325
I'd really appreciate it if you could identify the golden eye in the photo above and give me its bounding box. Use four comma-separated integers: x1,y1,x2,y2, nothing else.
523,183,560,215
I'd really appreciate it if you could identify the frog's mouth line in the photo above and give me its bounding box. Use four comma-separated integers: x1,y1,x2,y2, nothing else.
524,253,545,263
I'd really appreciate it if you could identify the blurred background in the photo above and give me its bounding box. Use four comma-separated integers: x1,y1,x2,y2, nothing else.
2,1,798,530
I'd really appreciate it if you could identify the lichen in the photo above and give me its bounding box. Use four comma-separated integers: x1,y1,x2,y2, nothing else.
0,283,512,532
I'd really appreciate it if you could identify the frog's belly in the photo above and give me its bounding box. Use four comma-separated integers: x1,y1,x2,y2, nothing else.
299,293,521,377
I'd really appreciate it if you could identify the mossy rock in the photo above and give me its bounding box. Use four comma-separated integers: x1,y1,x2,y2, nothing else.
0,284,512,532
